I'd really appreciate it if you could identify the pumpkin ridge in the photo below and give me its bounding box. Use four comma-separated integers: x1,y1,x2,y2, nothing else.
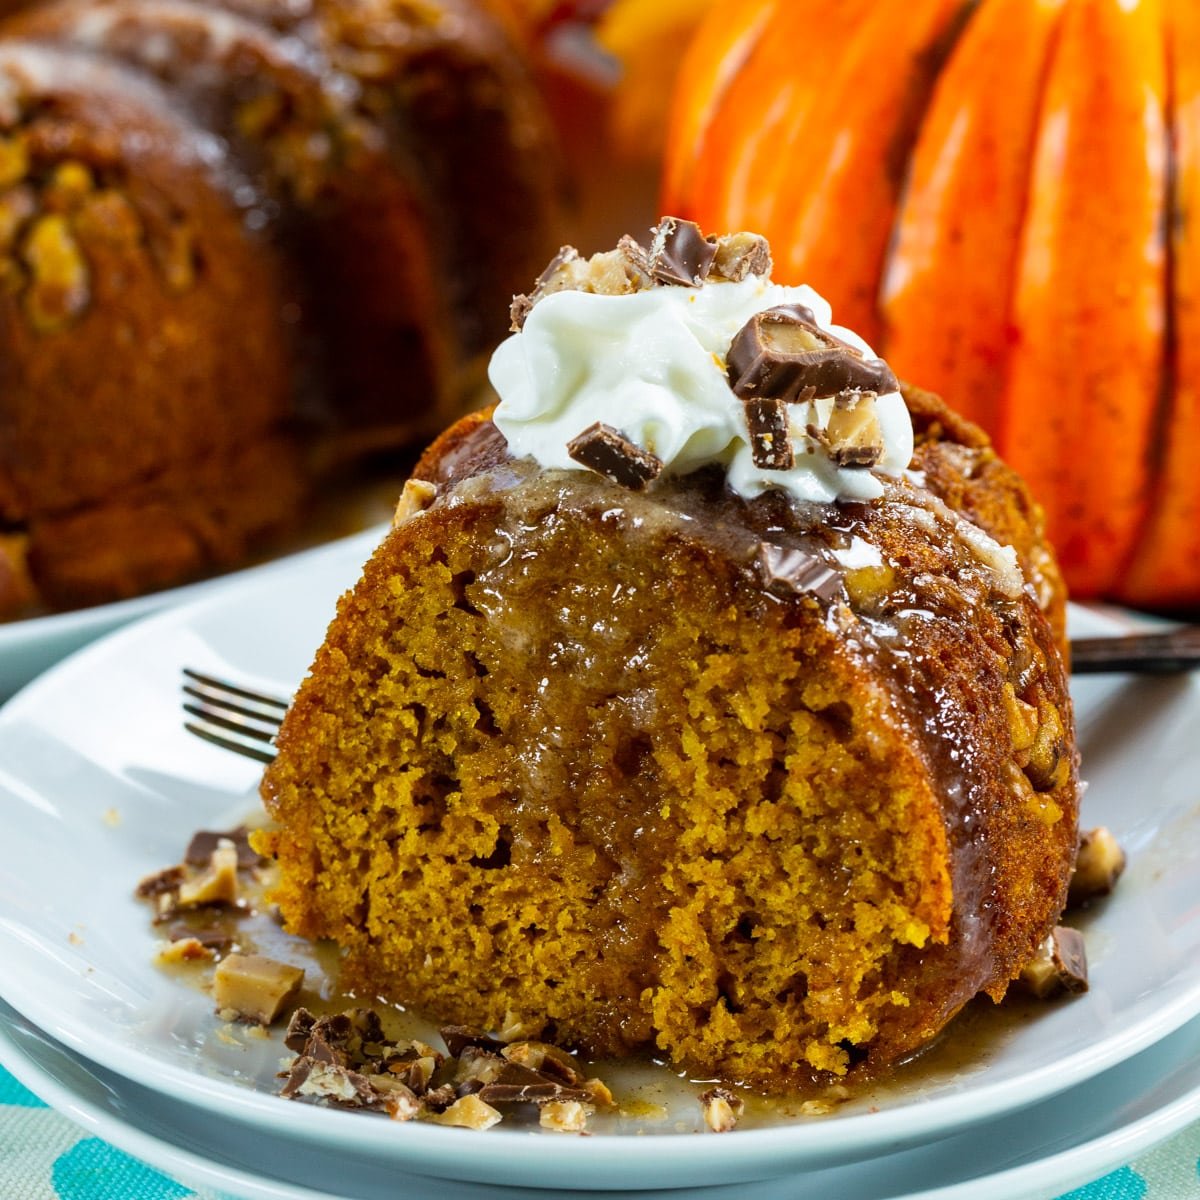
1121,0,1200,605
881,0,1068,436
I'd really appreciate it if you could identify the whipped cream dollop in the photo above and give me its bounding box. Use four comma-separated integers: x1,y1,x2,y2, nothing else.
489,273,913,504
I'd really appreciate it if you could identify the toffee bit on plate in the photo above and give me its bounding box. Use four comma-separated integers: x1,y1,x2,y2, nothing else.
213,953,304,1024
184,826,266,869
566,422,664,492
539,1098,593,1133
430,1093,503,1130
1017,926,1088,1000
1068,826,1126,907
699,1086,744,1133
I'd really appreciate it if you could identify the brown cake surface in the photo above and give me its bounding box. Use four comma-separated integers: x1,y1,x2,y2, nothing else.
0,0,566,619
258,377,1078,1092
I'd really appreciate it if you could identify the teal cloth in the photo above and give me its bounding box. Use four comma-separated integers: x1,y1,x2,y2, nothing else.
2,1061,1199,1199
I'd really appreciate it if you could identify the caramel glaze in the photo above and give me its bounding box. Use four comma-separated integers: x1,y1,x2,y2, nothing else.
407,384,1078,1063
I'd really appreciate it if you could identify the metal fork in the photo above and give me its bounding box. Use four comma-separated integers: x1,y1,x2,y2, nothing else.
182,668,289,764
181,627,1200,763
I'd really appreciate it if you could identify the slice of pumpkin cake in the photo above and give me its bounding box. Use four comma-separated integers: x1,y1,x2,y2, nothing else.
257,221,1079,1094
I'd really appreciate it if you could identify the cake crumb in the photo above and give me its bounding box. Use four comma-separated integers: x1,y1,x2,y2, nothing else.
102,807,121,828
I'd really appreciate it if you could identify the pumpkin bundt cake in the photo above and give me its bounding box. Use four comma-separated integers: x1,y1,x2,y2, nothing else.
0,0,565,618
257,223,1079,1094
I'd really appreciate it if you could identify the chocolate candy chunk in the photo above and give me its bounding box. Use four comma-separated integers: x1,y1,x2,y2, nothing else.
476,1061,592,1106
441,1024,504,1058
166,923,233,956
755,544,842,602
567,422,663,491
647,217,717,287
1018,926,1089,999
1068,827,1127,907
135,865,184,899
710,232,771,282
510,245,579,330
744,396,794,470
727,307,898,401
184,826,265,869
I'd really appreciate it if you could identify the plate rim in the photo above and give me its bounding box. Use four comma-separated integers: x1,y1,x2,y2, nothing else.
4,999,1200,1200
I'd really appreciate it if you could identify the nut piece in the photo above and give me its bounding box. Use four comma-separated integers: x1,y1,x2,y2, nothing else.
393,478,437,527
1068,827,1126,907
21,213,91,332
1017,927,1088,1000
699,1086,744,1133
428,1093,503,1130
539,1098,592,1133
212,953,304,1024
177,839,240,907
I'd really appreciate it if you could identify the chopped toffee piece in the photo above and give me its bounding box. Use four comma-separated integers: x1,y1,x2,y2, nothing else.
755,544,842,603
1068,827,1127,907
699,1086,744,1133
807,392,885,468
647,216,717,287
135,865,185,899
166,924,234,956
429,1093,503,1130
177,839,240,908
476,1061,592,1106
155,936,214,965
566,422,664,491
184,826,264,869
440,1024,504,1059
212,952,304,1024
710,231,771,282
501,1041,584,1085
727,306,898,401
539,1098,592,1133
1018,926,1088,999
744,396,795,470
509,240,651,330
278,1011,612,1132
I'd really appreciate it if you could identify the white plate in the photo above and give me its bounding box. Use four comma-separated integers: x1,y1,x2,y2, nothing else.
3,997,1200,1200
0,525,392,703
0,532,1197,1189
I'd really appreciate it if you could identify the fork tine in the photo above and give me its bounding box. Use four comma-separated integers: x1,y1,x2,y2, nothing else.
181,702,279,744
182,668,289,712
181,686,286,729
182,667,288,763
183,721,278,765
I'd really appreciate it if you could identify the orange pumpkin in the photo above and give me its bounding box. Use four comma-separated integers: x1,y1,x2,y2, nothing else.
664,0,1200,606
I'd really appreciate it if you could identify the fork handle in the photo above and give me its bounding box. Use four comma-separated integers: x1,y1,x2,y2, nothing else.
1069,627,1200,674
